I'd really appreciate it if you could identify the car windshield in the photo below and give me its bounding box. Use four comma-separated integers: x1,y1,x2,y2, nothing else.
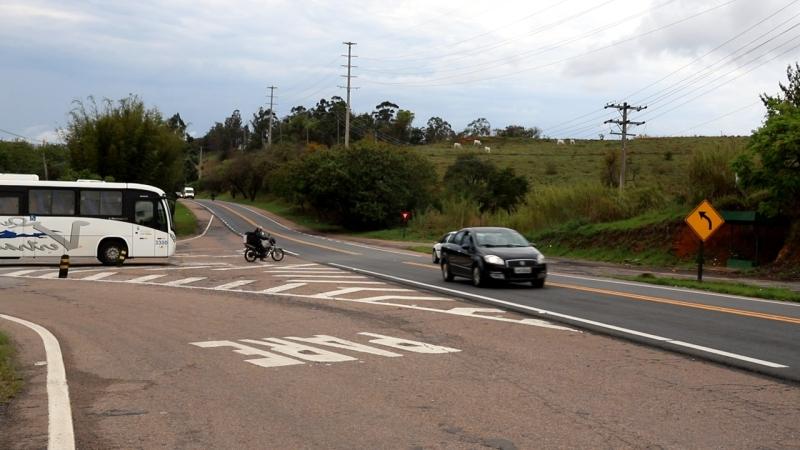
475,229,529,247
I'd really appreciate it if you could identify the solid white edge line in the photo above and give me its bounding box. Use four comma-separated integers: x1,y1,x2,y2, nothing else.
176,211,214,243
550,272,800,307
329,263,790,369
0,314,75,450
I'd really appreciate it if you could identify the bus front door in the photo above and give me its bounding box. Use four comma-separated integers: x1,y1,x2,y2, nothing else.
133,200,156,257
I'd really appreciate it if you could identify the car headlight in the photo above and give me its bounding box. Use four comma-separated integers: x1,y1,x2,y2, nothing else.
484,255,505,265
536,253,546,264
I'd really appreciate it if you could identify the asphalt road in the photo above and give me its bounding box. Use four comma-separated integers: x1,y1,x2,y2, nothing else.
1,199,798,448
196,199,800,382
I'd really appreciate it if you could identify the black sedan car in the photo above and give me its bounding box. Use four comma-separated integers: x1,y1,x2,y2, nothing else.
439,227,547,288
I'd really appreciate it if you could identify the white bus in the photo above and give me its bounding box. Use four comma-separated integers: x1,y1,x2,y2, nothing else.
0,174,176,265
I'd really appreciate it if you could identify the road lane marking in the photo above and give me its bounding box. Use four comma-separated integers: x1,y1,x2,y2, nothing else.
331,263,790,369
80,272,117,281
351,295,453,302
669,341,788,368
5,269,45,276
212,202,361,256
404,261,438,270
313,287,411,298
145,265,226,271
260,283,307,293
125,274,167,283
287,279,385,284
403,262,800,325
272,274,366,279
547,281,800,325
163,277,207,286
211,265,273,271
214,280,256,290
0,314,75,450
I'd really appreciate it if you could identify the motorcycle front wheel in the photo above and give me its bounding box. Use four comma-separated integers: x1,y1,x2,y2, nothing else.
244,249,258,263
270,247,285,261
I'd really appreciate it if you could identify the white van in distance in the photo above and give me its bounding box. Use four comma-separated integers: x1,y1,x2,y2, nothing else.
182,187,195,199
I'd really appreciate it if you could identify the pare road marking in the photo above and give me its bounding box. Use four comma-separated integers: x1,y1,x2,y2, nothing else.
190,332,460,369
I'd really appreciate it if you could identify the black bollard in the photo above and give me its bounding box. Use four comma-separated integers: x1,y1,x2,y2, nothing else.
117,249,127,266
58,254,69,278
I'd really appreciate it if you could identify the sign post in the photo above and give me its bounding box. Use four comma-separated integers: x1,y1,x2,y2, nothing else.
400,210,411,239
684,199,725,282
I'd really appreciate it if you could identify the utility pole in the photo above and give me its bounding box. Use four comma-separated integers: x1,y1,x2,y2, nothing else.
198,145,203,181
41,140,48,180
267,85,277,148
340,41,357,148
604,102,646,191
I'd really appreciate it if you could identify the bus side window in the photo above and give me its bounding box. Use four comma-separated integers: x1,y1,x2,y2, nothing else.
135,200,155,227
30,189,75,215
0,193,20,215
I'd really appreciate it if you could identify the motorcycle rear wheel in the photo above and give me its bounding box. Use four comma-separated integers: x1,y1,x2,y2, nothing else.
244,249,258,263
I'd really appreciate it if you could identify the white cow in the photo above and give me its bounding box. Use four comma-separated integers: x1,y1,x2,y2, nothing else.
453,142,462,148
556,139,565,145
473,139,482,146
484,146,491,153
569,139,576,145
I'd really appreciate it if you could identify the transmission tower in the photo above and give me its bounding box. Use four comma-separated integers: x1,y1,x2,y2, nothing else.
604,102,646,191
340,42,358,148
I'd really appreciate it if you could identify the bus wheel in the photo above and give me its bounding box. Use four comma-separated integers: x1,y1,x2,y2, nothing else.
98,240,126,266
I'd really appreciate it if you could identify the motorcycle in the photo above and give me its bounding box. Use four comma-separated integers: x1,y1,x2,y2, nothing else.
243,236,285,262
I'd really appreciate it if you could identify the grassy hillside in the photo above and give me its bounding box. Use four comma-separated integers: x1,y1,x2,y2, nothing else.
415,136,748,193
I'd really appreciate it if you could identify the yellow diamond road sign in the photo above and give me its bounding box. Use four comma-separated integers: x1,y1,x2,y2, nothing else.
685,199,725,242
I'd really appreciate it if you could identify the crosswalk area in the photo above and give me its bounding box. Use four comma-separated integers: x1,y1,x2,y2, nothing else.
0,259,576,331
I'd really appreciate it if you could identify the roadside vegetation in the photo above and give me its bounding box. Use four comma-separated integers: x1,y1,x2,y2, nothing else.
624,274,800,303
0,331,22,406
172,201,198,237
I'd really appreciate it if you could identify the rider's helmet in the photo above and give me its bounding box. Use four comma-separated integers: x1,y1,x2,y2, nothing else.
257,227,268,240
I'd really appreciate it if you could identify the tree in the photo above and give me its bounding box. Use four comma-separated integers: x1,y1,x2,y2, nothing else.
444,154,528,213
424,117,454,143
276,143,437,229
464,117,491,137
734,63,800,263
65,95,185,193
496,125,541,138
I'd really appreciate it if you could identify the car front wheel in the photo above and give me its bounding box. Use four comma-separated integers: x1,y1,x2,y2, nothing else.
472,265,484,287
531,278,545,288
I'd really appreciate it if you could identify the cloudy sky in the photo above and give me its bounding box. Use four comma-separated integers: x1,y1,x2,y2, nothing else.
1,0,799,143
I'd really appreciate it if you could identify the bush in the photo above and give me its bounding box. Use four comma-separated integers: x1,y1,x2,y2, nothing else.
443,154,529,213
276,142,437,229
687,144,743,203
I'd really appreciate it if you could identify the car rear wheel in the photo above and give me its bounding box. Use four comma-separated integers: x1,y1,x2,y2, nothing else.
441,260,454,281
472,265,484,287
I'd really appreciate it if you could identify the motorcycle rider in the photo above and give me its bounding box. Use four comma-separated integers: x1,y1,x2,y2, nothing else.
245,227,270,259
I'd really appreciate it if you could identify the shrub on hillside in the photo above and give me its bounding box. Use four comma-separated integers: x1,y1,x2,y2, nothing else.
687,144,744,203
274,142,437,229
443,154,529,213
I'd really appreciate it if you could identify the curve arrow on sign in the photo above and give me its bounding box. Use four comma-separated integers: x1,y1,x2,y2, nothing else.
698,211,712,230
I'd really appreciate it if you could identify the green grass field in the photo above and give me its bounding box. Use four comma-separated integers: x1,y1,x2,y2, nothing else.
0,331,22,405
623,274,800,302
173,201,198,237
